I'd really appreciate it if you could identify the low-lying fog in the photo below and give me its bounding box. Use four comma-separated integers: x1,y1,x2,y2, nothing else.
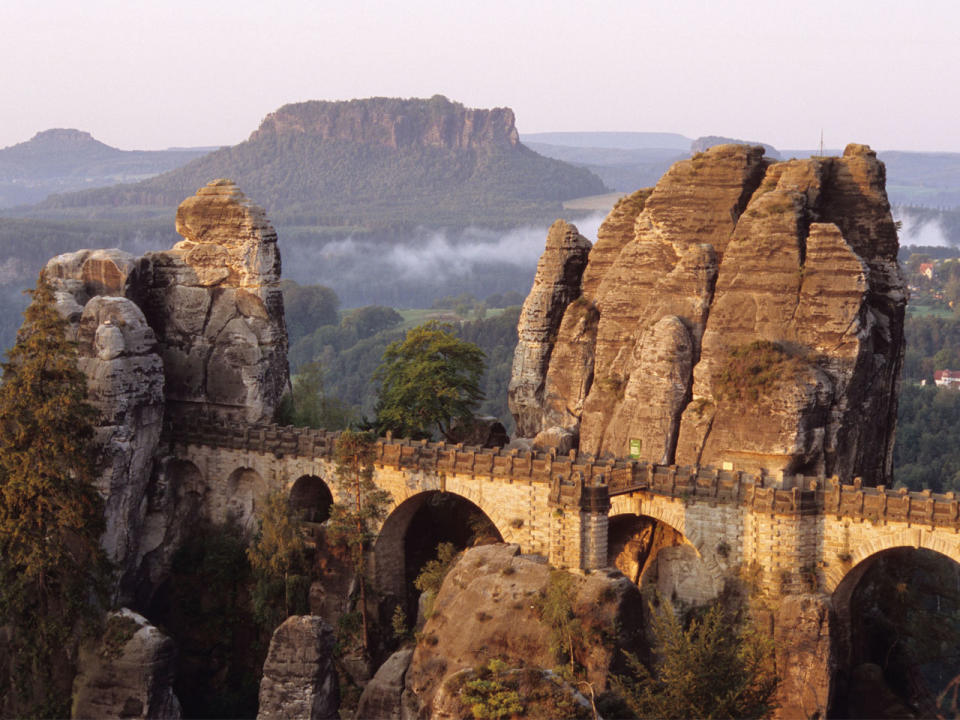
280,213,606,308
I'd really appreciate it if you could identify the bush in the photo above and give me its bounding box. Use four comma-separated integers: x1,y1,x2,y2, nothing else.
713,340,807,404
612,597,779,719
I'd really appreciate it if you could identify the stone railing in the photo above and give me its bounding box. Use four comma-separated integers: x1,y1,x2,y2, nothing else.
162,417,960,527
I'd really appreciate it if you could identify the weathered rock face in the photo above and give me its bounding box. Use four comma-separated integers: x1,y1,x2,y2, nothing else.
508,220,591,438
72,609,182,720
252,95,521,151
129,179,288,423
75,297,165,592
356,647,414,720
403,544,644,716
510,144,906,483
772,594,835,720
257,615,339,720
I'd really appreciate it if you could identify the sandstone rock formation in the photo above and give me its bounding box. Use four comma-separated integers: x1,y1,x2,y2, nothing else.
252,95,522,151
403,544,644,715
772,594,835,719
508,220,592,439
510,144,906,483
356,647,414,720
257,615,339,720
39,180,288,599
129,179,288,424
76,297,165,591
72,609,182,719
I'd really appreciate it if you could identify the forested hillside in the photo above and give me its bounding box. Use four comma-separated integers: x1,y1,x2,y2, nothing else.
26,97,606,229
0,129,209,208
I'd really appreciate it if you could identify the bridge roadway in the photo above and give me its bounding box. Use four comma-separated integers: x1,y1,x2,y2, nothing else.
162,416,960,606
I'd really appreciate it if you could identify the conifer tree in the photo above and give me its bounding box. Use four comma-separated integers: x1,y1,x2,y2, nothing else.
0,280,109,717
327,429,391,657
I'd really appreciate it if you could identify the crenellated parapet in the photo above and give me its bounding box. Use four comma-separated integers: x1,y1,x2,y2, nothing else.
163,415,960,531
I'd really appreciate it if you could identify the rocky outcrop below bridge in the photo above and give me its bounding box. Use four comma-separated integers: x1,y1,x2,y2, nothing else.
510,143,906,485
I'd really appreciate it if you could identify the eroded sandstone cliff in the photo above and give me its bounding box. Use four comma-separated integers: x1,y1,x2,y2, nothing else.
509,143,906,483
41,179,289,599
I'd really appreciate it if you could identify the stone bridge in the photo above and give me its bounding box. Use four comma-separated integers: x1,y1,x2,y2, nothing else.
162,416,960,608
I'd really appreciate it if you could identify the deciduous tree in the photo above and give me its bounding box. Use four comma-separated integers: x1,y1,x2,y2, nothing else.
247,490,311,631
374,321,485,440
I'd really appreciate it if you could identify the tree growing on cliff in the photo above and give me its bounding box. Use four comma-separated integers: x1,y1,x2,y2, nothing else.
0,280,109,717
373,321,485,440
327,430,391,657
535,569,587,678
247,490,312,631
613,597,778,719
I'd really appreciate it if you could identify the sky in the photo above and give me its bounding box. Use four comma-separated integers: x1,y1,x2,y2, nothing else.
3,0,959,153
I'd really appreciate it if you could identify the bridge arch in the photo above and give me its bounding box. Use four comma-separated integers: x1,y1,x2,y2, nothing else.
829,544,960,717
608,494,725,604
824,526,960,596
208,466,267,530
288,474,334,523
373,490,504,605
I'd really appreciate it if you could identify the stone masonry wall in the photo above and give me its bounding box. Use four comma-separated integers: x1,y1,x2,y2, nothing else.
164,417,960,604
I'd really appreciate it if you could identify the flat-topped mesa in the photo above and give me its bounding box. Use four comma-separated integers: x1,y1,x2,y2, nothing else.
510,143,906,485
250,95,520,151
130,179,288,424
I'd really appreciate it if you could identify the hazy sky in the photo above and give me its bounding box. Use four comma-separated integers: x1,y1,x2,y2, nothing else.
3,0,959,153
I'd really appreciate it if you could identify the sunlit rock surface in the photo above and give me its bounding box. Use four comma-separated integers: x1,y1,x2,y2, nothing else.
510,144,906,483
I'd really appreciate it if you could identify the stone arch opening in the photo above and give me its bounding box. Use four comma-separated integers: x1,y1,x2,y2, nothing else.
608,513,717,605
374,491,503,615
830,547,960,718
211,466,266,529
132,458,206,609
288,475,333,524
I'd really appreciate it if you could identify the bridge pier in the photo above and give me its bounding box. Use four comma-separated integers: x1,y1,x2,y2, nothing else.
548,480,610,572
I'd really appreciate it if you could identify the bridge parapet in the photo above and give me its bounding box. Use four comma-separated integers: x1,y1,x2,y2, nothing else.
162,416,960,530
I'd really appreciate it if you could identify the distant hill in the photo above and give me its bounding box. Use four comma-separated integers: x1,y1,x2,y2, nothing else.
28,97,607,229
0,129,211,207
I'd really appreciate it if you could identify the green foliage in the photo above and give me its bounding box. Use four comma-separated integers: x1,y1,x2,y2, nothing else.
414,542,460,599
327,430,392,656
453,659,592,720
280,280,340,343
847,548,960,716
534,570,586,678
159,519,261,719
391,605,411,642
247,491,312,631
100,614,140,660
613,598,779,719
714,340,807,404
461,661,526,719
341,305,403,339
894,383,960,492
0,281,110,717
374,321,486,440
276,361,354,430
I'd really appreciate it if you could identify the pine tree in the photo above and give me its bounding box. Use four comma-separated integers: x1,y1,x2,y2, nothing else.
327,429,391,657
613,597,779,719
0,280,109,717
